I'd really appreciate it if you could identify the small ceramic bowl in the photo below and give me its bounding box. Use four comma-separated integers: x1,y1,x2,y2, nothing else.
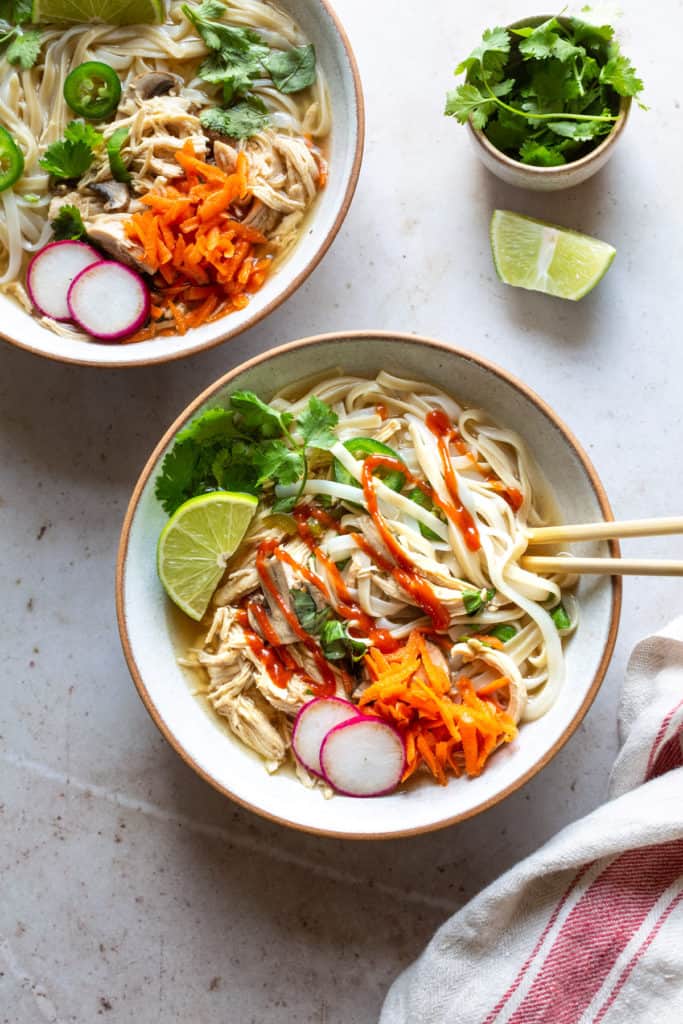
117,331,621,839
0,0,364,367
467,16,631,192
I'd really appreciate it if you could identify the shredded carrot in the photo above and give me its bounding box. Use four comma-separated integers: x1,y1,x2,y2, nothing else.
359,631,517,785
124,141,273,340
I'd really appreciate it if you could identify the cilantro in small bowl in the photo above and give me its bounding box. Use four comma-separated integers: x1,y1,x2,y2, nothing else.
445,14,644,182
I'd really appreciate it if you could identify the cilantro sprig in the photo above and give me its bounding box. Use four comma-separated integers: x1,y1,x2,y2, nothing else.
445,15,644,167
39,120,103,180
155,391,338,516
182,0,317,140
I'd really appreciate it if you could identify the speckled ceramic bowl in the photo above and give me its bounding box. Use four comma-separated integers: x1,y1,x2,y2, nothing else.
117,331,621,838
0,0,364,367
467,16,631,192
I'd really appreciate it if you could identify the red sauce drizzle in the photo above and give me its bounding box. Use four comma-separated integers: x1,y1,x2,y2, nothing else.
425,409,481,552
235,606,295,690
376,403,388,421
255,537,338,696
359,457,451,630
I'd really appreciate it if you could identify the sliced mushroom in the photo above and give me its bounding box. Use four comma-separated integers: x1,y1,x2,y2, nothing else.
132,71,183,101
87,180,130,212
86,214,155,275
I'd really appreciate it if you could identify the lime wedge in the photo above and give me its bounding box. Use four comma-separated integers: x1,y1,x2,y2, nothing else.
490,210,616,301
157,492,258,621
32,0,164,25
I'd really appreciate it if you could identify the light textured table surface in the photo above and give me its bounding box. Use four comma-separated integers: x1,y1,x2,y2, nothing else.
2,2,681,1021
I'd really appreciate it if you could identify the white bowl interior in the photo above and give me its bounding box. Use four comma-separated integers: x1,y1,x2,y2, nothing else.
120,336,617,836
2,0,361,366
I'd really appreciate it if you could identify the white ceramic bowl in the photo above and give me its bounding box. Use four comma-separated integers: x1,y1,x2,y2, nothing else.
117,332,621,838
1,1,364,367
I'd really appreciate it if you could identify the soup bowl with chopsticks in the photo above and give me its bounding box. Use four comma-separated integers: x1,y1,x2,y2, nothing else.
116,331,621,838
0,0,363,367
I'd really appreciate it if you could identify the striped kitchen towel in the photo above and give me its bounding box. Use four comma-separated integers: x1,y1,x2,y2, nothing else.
380,616,683,1024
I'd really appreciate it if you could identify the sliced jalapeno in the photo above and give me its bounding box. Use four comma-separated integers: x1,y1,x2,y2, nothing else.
406,486,444,541
0,126,24,192
64,61,122,120
333,437,406,494
107,125,131,182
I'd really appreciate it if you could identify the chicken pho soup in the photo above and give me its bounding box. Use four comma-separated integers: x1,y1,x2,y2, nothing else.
0,0,330,343
155,371,578,800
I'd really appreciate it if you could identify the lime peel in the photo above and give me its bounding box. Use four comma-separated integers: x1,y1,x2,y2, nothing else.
157,491,258,621
490,209,616,301
32,0,164,26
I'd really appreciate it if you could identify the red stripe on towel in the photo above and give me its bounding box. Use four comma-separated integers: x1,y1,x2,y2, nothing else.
649,731,683,780
506,840,683,1024
481,866,592,1024
645,698,683,779
593,889,683,1023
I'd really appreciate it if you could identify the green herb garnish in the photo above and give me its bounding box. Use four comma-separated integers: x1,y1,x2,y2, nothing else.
39,120,103,180
182,0,316,138
155,391,338,516
445,15,644,166
487,623,518,644
291,588,369,663
550,603,571,631
0,0,41,69
462,587,496,616
51,204,88,241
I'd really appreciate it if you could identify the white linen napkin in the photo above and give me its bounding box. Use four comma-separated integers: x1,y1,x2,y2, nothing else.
380,617,683,1024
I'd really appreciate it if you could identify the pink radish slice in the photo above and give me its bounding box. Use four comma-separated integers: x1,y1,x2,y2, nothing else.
26,241,101,321
291,697,358,777
67,260,150,341
320,716,406,797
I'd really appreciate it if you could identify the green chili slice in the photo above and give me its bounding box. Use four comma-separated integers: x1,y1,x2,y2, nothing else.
64,61,122,120
0,127,24,192
107,126,131,182
333,437,406,494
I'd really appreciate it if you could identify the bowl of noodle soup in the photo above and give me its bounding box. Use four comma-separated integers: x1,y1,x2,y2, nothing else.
0,0,363,365
117,332,621,837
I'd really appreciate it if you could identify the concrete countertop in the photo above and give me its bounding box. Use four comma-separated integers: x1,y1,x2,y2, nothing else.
2,1,681,1020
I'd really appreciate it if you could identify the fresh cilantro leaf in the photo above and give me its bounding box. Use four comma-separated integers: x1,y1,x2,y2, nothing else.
487,624,518,643
155,442,202,515
485,110,528,152
211,445,260,494
547,119,604,140
518,17,561,60
5,27,41,68
39,120,103,180
271,495,297,514
262,43,316,93
177,407,237,445
296,395,338,451
182,0,264,53
519,139,566,166
319,620,369,662
254,440,304,487
291,588,331,634
406,487,443,542
198,49,265,103
456,26,510,77
51,204,87,241
200,97,270,139
599,55,643,98
0,0,31,24
570,18,614,48
462,587,496,616
445,83,497,129
550,603,571,631
229,389,292,438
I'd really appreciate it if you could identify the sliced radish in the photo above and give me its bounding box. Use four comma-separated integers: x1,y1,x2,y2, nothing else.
67,260,150,341
320,716,406,797
291,697,358,777
26,241,101,321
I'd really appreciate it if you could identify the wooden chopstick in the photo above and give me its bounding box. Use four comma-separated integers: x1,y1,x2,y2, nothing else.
520,556,683,577
525,516,683,545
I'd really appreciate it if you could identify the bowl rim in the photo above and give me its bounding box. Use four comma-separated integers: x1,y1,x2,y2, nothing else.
467,14,632,177
116,329,622,839
0,0,365,370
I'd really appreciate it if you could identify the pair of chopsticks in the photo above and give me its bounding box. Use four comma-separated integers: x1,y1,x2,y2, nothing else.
519,516,683,577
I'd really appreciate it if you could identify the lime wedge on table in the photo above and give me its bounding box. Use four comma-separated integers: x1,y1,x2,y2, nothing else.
32,0,163,24
157,492,257,621
490,210,616,301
